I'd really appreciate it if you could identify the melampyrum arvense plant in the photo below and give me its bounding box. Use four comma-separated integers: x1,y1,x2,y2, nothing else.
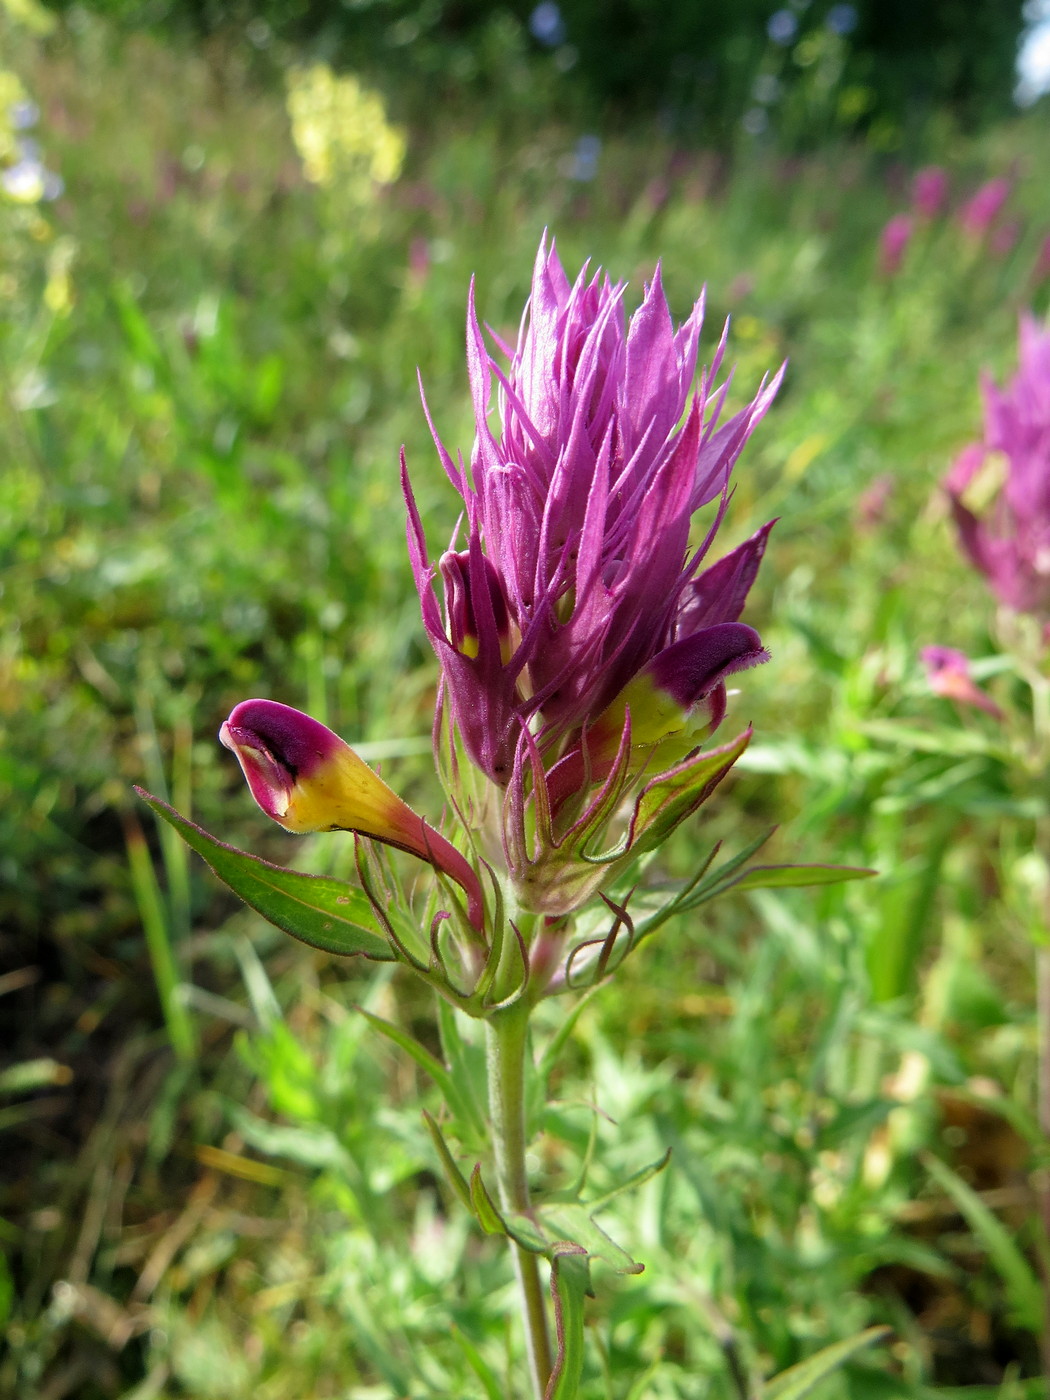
140,235,875,1399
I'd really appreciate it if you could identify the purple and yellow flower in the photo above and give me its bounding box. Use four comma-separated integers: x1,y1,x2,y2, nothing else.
945,315,1050,620
404,235,781,913
220,698,484,929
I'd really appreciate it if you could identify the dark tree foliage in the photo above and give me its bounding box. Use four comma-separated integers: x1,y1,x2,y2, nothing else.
42,0,1026,145
559,0,1025,134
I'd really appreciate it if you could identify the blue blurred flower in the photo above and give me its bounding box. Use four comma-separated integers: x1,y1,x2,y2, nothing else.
568,133,601,182
10,100,40,130
767,9,798,44
529,2,566,47
825,4,857,36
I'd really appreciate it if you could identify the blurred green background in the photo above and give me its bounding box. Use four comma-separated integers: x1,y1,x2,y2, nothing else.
3,0,1050,1395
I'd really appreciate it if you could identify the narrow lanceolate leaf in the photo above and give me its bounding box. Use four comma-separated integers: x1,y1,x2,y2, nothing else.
356,1008,479,1132
763,1326,892,1400
422,1110,472,1213
449,1323,504,1400
468,1165,508,1235
923,1152,1043,1332
713,862,876,894
136,789,394,961
545,1246,590,1400
584,1148,671,1213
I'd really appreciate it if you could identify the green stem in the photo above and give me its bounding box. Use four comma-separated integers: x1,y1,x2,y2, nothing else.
486,1004,553,1400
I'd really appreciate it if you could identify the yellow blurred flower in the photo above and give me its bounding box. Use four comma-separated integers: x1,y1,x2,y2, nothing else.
285,64,405,198
44,236,75,315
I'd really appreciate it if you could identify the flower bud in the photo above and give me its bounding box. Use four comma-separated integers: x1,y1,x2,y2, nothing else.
439,548,512,662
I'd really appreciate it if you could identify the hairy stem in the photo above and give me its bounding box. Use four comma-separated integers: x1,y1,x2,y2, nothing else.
486,1004,553,1399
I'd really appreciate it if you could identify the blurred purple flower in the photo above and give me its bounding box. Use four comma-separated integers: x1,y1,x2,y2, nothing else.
945,315,1050,618
958,178,1011,240
990,218,1022,259
408,235,430,284
921,646,1003,720
855,472,894,531
911,165,948,220
878,214,913,276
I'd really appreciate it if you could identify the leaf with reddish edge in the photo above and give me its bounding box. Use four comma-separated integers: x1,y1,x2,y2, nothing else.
544,1245,590,1400
626,727,752,856
136,788,394,961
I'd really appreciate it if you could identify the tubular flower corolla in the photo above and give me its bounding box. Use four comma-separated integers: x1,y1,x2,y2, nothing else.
220,698,484,930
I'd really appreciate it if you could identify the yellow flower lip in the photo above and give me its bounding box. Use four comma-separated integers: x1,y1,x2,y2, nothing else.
221,699,484,931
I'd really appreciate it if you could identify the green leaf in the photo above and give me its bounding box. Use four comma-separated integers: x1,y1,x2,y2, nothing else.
0,1250,13,1330
354,1007,476,1128
422,1110,473,1213
923,1153,1044,1333
0,1058,71,1095
136,789,394,961
538,984,604,1088
763,1325,892,1400
501,1210,551,1256
469,1165,508,1235
537,1202,643,1274
632,829,775,940
857,718,1009,762
545,1246,590,1400
436,1000,488,1142
721,862,876,893
450,1323,504,1400
585,1148,671,1213
628,728,752,856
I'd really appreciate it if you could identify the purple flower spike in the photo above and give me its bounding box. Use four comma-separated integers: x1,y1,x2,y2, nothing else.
404,235,782,914
406,235,781,770
945,315,1050,620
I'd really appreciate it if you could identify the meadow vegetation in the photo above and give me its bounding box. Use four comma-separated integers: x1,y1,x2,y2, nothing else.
3,5,1050,1396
